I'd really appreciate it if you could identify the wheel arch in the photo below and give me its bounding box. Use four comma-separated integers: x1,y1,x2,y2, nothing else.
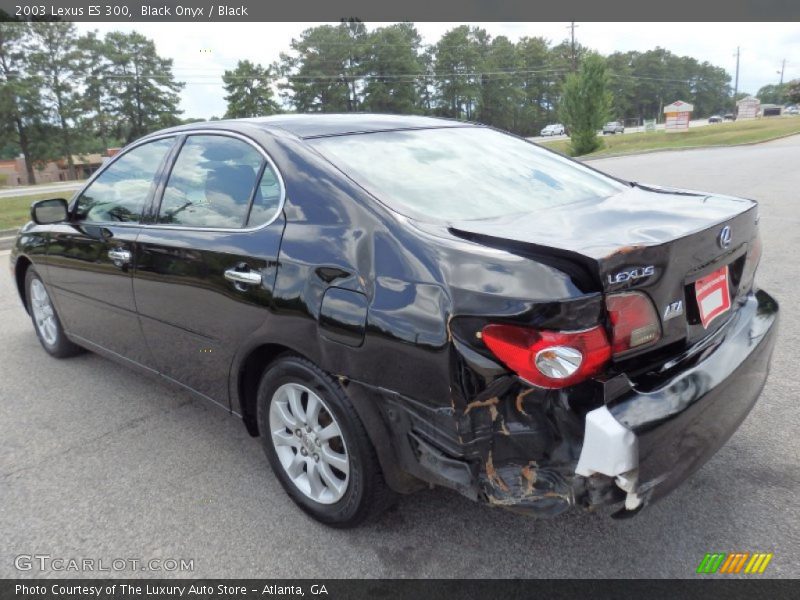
14,255,33,313
236,342,295,436
234,341,424,494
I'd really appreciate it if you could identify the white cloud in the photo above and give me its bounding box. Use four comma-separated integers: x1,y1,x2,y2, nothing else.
75,21,799,119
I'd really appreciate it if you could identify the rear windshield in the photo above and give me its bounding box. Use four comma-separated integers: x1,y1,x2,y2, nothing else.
310,126,626,221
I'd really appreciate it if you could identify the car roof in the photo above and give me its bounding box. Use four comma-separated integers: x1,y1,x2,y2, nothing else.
165,113,476,140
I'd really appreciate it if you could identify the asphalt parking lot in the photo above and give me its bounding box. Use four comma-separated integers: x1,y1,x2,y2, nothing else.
1,136,799,579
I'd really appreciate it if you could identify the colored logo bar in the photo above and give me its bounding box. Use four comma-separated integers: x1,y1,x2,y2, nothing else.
696,552,773,574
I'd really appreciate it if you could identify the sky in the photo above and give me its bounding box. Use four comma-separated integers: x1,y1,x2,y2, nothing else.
73,22,800,119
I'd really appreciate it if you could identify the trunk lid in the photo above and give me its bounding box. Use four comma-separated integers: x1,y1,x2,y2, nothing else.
447,184,758,354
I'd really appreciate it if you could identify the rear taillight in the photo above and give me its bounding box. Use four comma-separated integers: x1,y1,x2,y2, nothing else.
481,324,611,389
605,291,661,355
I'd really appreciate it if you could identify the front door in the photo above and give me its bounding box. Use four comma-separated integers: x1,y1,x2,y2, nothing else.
46,137,176,366
133,133,285,405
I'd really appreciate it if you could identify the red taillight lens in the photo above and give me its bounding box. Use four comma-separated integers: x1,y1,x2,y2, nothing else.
605,291,661,355
481,324,611,389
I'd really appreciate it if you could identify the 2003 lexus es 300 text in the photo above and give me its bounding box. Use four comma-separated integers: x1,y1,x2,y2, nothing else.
10,115,778,527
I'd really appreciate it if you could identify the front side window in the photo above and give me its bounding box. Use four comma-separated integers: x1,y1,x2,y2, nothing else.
158,135,279,229
310,127,627,222
74,138,174,223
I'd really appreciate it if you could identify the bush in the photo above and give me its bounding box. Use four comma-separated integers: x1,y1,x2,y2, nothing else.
560,55,611,156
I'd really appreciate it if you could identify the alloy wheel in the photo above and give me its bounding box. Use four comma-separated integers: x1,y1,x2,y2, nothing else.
30,279,58,346
269,382,350,504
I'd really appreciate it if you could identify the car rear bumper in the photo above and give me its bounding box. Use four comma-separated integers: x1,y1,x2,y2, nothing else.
365,289,778,519
576,288,778,514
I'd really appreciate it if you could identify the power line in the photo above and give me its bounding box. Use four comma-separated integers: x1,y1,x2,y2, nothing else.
98,70,730,89
103,67,570,82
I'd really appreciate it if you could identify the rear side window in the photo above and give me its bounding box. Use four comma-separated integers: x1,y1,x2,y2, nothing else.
247,164,282,227
157,135,281,229
74,138,174,223
310,127,627,222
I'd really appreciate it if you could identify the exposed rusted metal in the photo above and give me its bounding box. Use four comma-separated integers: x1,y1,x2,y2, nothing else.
515,388,535,416
484,452,510,492
464,395,499,415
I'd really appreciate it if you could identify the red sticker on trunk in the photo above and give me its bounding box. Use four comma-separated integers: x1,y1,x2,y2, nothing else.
695,266,731,329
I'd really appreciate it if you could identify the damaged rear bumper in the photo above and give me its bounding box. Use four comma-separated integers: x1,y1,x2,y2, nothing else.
392,289,778,517
362,289,777,518
490,288,778,516
598,289,779,513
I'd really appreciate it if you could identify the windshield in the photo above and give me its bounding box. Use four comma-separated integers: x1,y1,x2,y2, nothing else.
310,126,626,222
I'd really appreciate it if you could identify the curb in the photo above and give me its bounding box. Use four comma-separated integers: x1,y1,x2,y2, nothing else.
575,130,800,162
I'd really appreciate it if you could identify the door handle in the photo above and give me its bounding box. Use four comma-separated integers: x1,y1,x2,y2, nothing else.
108,248,132,266
224,267,262,286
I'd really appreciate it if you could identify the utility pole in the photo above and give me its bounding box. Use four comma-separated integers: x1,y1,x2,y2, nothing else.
567,22,578,72
733,46,740,110
778,59,785,85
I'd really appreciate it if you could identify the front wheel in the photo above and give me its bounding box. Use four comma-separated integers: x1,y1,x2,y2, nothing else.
25,267,83,358
256,355,394,527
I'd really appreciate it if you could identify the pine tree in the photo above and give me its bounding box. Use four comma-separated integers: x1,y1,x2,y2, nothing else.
361,23,424,114
29,22,87,179
222,60,279,118
560,55,611,156
103,31,184,142
0,22,42,183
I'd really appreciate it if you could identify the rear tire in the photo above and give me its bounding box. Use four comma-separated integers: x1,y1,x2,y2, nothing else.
256,355,394,527
25,267,82,358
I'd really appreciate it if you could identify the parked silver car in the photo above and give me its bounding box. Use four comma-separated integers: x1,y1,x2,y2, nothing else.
540,123,566,136
602,121,625,134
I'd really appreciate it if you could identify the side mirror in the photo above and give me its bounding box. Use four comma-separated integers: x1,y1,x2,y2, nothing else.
31,198,69,225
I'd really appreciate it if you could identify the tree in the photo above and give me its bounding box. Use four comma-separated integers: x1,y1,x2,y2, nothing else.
417,47,436,113
516,36,558,136
29,21,85,179
605,48,731,121
559,54,611,156
787,79,800,104
279,20,368,112
103,31,184,142
477,36,523,132
222,60,279,118
0,22,42,182
361,23,424,114
689,60,731,116
76,31,119,152
606,51,640,122
433,26,488,120
756,83,788,105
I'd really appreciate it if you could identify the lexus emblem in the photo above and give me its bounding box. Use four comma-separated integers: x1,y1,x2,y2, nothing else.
718,226,732,249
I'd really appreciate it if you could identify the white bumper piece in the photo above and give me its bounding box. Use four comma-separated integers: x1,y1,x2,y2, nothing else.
575,405,642,510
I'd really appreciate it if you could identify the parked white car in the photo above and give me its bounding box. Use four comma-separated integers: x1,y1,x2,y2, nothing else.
540,124,566,136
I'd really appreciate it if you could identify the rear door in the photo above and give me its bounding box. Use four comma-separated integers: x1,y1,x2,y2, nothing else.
133,132,285,406
46,137,176,365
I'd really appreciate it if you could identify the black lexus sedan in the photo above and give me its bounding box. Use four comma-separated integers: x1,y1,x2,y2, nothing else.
9,114,778,527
